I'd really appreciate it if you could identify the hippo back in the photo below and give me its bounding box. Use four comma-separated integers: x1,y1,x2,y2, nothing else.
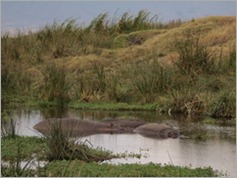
133,123,180,139
33,118,128,137
33,118,99,137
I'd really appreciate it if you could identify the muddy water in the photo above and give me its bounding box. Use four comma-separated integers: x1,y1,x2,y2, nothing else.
5,108,237,177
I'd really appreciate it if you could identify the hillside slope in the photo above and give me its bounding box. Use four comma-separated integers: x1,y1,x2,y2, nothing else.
2,16,236,118
61,16,235,71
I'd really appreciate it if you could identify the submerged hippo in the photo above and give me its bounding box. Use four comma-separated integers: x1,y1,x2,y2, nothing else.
102,118,146,131
33,118,145,137
133,123,180,139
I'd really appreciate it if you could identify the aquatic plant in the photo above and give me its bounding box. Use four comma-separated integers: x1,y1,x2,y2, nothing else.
209,91,236,119
1,137,36,177
1,111,16,138
43,161,219,177
43,120,116,162
168,91,206,116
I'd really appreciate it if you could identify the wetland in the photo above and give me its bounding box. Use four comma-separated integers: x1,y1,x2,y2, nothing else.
2,107,236,176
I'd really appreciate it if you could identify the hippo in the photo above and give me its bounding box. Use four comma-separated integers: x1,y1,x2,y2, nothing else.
102,118,147,132
33,118,144,137
133,123,180,139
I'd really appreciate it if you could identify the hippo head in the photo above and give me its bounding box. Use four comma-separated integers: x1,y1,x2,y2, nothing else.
159,128,180,139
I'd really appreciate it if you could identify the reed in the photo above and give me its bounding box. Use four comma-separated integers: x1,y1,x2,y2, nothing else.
129,59,173,103
43,119,116,162
1,13,235,119
173,29,215,76
40,63,69,105
168,91,206,116
1,111,17,138
209,91,236,119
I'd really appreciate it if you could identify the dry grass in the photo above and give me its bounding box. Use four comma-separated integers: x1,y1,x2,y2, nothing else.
2,15,236,118
46,15,235,74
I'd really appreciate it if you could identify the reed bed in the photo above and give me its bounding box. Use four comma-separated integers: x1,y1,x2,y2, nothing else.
1,11,235,119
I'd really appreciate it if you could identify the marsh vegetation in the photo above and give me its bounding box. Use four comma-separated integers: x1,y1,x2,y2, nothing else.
1,10,236,176
2,11,235,119
1,131,221,177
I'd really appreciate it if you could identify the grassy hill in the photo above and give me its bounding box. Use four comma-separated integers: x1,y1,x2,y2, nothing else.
1,12,236,119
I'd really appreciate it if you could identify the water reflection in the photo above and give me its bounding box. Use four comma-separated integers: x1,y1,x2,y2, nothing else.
81,134,236,177
5,108,237,177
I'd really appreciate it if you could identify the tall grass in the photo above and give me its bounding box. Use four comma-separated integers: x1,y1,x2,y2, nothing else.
91,60,106,93
118,10,160,33
1,67,17,99
1,12,235,119
168,91,206,116
209,91,236,119
40,63,69,104
105,71,132,102
1,111,17,138
1,145,34,177
129,59,173,103
173,29,215,76
44,119,115,162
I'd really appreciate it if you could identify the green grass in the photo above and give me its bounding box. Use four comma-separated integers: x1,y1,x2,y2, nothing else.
1,163,36,177
1,136,47,161
2,135,221,177
42,160,219,177
43,119,117,162
1,135,139,163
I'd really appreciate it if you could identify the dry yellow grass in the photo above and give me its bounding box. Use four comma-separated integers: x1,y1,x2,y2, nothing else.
51,16,235,74
18,16,236,91
2,16,235,118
